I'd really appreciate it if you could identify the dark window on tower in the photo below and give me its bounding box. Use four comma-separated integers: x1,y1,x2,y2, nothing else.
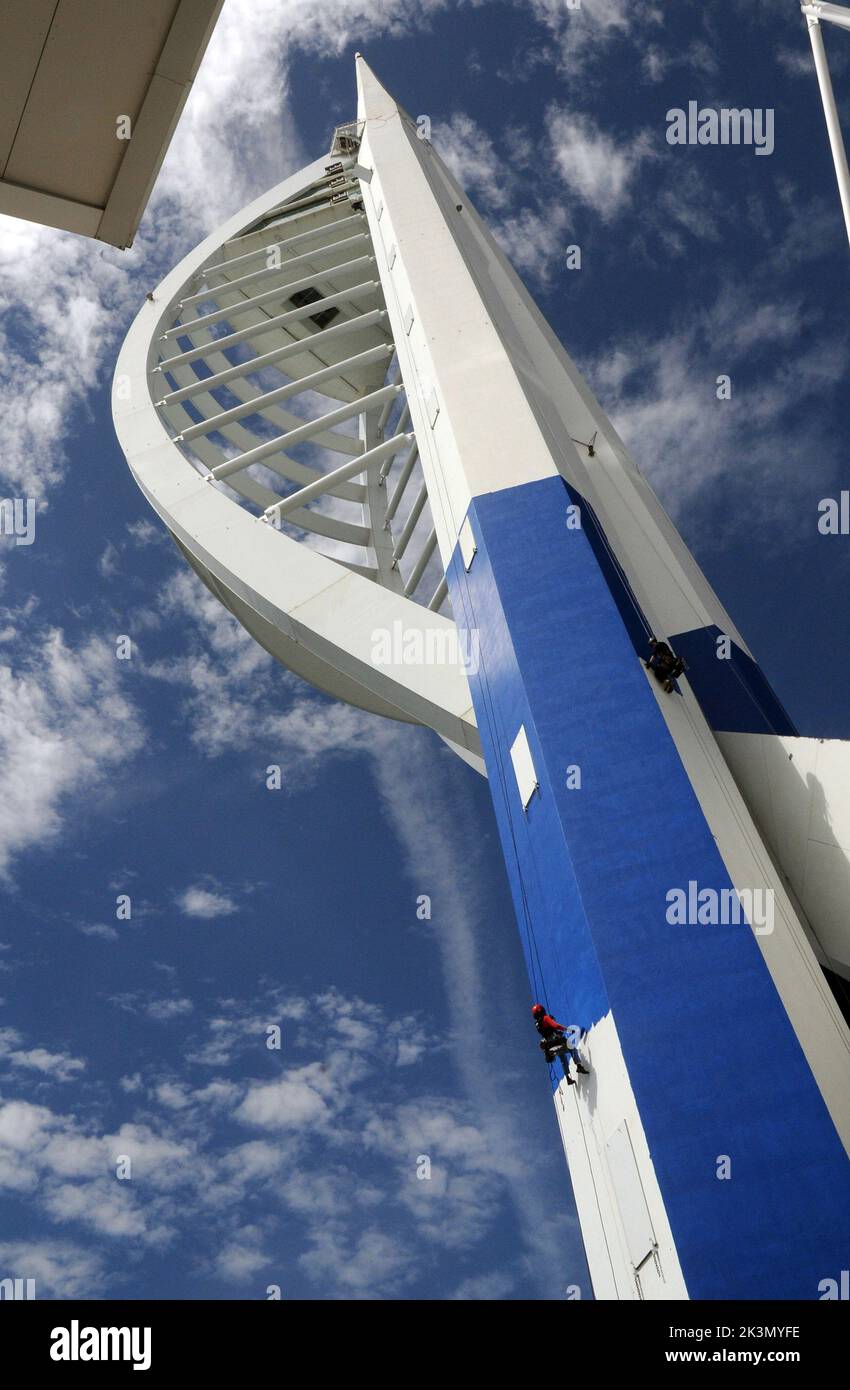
822,967,850,1032
289,286,341,331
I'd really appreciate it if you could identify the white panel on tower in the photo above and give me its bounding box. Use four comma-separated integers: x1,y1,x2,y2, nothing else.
606,1122,657,1270
510,725,539,810
458,517,477,571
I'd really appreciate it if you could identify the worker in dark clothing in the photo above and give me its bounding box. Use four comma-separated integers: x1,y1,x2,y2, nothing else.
646,636,686,693
531,1003,589,1085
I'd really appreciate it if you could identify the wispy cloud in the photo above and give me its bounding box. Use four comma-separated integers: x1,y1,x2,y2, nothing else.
433,112,514,211
547,104,655,221
176,884,239,920
0,982,542,1298
0,1028,85,1082
0,1239,107,1298
434,111,573,282
144,567,380,767
78,923,120,943
0,629,146,879
524,0,660,79
111,991,195,1023
583,282,849,534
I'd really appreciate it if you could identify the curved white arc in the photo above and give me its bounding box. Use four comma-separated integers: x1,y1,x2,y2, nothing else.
112,156,480,760
120,401,480,749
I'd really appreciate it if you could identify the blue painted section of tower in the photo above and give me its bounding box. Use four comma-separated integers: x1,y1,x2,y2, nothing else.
669,625,797,736
571,484,797,737
447,474,850,1301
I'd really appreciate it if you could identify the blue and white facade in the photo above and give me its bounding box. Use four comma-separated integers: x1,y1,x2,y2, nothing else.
113,58,850,1300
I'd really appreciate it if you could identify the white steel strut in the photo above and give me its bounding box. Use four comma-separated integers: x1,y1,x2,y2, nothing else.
801,2,850,249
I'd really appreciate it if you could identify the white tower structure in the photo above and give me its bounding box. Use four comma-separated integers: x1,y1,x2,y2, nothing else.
113,58,850,1300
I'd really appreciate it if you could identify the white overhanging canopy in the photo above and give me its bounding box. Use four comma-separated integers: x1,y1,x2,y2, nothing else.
0,0,224,248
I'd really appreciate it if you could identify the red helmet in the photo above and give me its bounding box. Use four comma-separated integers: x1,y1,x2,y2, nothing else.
531,1003,545,1017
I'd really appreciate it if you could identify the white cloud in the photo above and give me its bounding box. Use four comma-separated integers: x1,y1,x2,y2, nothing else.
433,113,513,210
450,1269,517,1299
40,1132,110,1180
125,519,163,547
433,112,573,283
649,164,725,253
525,0,660,78
0,1095,191,1249
363,1097,512,1251
44,1182,148,1240
298,1226,416,1297
111,991,195,1023
582,282,849,532
97,542,121,579
641,38,718,85
494,205,572,283
0,1097,55,1150
547,105,654,220
214,1226,271,1282
0,629,146,879
0,218,141,500
146,998,195,1022
0,978,572,1298
177,884,239,919
0,1239,106,1298
155,1082,192,1111
776,47,816,79
145,567,381,765
0,1098,56,1191
105,1123,196,1191
0,1029,85,1082
236,1066,332,1130
78,922,119,942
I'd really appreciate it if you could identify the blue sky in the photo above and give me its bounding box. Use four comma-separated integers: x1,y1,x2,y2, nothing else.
0,0,848,1300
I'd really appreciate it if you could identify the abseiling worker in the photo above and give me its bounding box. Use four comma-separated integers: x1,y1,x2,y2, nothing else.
646,636,686,693
531,1004,589,1086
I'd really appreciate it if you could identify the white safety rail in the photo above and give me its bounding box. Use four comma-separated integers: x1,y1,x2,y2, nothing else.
150,140,448,616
